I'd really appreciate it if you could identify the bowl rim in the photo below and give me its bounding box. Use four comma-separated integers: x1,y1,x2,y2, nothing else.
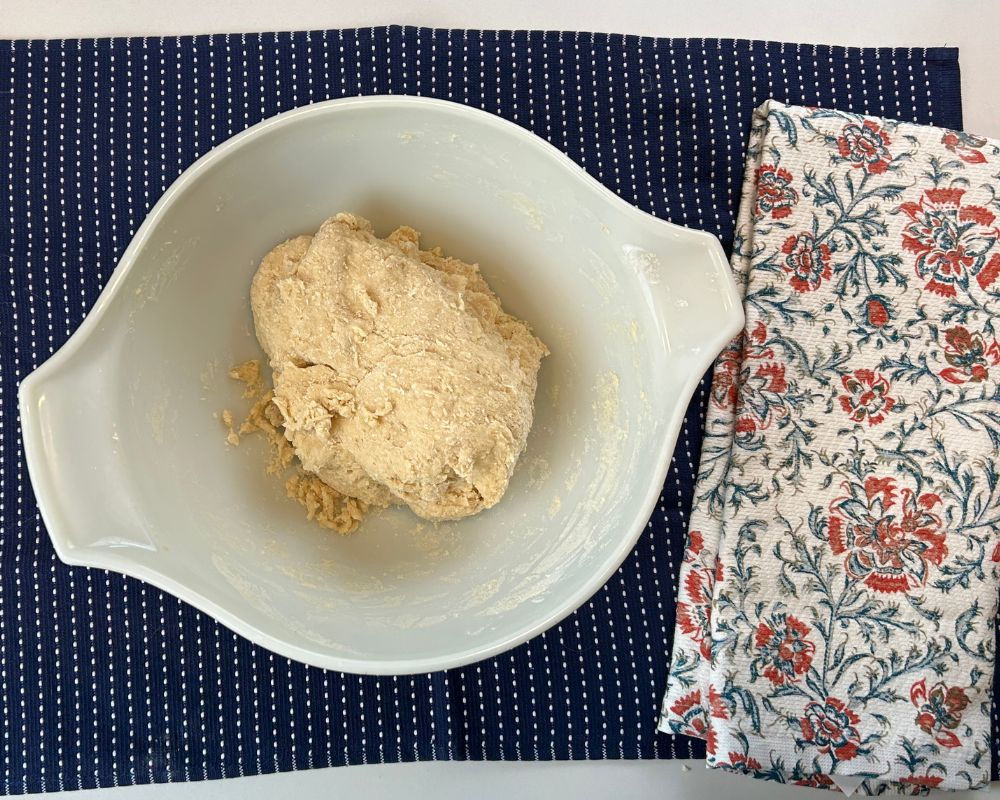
18,94,744,675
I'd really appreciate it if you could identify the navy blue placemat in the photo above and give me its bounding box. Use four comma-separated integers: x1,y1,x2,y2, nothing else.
0,27,965,794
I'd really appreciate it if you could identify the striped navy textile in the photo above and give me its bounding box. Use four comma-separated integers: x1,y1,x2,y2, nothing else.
1,27,966,794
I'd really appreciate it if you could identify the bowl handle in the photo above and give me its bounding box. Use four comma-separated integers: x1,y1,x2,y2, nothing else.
628,221,744,372
19,348,157,564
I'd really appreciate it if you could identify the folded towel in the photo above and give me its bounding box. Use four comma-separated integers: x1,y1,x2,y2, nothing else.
660,101,1000,794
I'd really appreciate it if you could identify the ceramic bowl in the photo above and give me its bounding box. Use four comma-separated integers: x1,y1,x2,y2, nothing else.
19,96,743,674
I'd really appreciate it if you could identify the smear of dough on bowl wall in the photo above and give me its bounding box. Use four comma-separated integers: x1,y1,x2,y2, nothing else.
223,212,550,534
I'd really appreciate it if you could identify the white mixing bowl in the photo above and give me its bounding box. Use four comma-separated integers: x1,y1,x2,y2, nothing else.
19,96,743,674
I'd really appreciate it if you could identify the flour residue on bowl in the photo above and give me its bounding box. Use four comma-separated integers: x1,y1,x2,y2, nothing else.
471,577,503,605
146,393,176,445
594,371,621,433
523,456,551,489
127,235,196,326
547,495,561,517
409,521,463,559
498,190,545,231
212,552,278,616
212,552,363,649
546,379,560,407
589,370,628,486
200,357,221,395
564,457,583,492
622,244,662,285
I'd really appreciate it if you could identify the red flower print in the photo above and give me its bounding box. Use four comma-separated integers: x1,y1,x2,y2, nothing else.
683,530,704,563
683,568,711,605
942,130,989,164
900,187,1000,297
737,328,792,439
838,369,896,426
781,232,832,292
797,697,862,761
901,774,944,791
864,296,891,329
836,119,892,174
710,336,744,411
754,164,798,220
939,326,1000,384
794,774,835,789
708,685,729,720
911,679,970,749
719,752,762,774
828,477,946,593
706,725,717,756
711,323,777,412
676,566,714,660
667,690,709,739
980,252,1000,290
755,362,788,394
752,613,815,686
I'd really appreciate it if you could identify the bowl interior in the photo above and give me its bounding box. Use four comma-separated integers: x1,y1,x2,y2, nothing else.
83,100,691,670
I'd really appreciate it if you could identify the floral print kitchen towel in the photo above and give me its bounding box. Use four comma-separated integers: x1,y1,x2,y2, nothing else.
660,101,1000,794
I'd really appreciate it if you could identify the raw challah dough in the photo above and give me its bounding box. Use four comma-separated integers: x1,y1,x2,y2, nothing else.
250,213,548,522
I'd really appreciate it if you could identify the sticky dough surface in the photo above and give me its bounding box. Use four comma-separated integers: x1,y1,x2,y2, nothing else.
250,213,548,521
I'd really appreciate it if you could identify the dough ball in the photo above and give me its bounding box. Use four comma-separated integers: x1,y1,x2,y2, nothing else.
250,213,548,521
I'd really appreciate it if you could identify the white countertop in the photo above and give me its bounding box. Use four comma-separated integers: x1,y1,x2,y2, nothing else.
5,1,997,798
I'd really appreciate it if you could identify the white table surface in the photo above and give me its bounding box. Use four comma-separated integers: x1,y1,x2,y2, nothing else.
5,1,999,798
